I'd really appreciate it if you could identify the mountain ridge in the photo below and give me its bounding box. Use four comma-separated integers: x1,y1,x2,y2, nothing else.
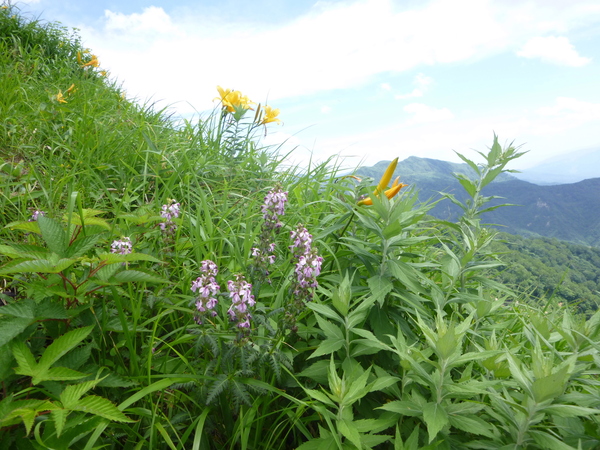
356,156,600,247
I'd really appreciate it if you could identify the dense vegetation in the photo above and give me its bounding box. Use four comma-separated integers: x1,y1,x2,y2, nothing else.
492,233,600,315
1,6,600,449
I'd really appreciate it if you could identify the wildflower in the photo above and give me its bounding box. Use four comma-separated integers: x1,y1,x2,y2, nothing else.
80,54,99,68
159,199,180,235
111,237,133,255
66,83,76,94
214,86,255,113
226,274,255,330
260,105,281,125
285,224,323,331
191,260,220,324
357,158,407,206
55,90,67,104
252,186,288,283
29,210,46,221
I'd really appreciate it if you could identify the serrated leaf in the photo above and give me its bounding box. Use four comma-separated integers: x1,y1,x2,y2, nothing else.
51,408,69,437
307,303,343,323
315,314,344,341
37,216,67,256
38,326,94,374
0,317,32,347
308,338,345,359
97,252,163,264
61,379,102,409
72,395,134,422
448,414,494,438
4,220,41,234
0,243,49,259
66,235,101,258
0,299,36,319
0,257,76,274
38,366,88,383
12,341,38,378
423,402,448,443
377,400,422,417
367,275,393,306
112,270,168,284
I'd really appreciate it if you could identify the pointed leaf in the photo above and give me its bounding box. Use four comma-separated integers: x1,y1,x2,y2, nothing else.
37,216,67,256
72,395,133,422
112,270,169,284
38,326,94,373
51,408,69,437
423,402,448,443
12,341,38,378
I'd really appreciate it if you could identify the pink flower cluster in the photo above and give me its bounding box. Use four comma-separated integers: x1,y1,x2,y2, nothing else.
290,225,323,300
261,186,288,230
29,210,46,221
191,260,220,324
160,199,180,235
111,237,133,255
226,274,255,329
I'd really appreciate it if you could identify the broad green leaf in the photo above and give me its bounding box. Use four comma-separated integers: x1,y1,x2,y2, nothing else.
73,396,133,422
0,243,49,259
337,418,362,449
112,270,169,284
378,400,422,417
66,235,101,258
51,408,69,437
38,326,94,374
36,366,88,384
308,338,345,359
61,379,103,409
540,404,600,417
304,388,336,408
367,275,393,306
314,313,344,341
37,215,67,256
448,414,494,438
532,365,569,403
0,299,36,319
529,430,577,450
12,341,38,378
0,257,76,274
423,402,448,443
0,317,32,348
307,303,343,323
97,252,163,264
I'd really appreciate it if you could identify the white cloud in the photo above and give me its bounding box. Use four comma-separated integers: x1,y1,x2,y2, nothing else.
517,36,591,66
321,106,332,114
395,73,434,99
75,0,600,114
104,6,176,34
380,83,392,91
403,103,454,124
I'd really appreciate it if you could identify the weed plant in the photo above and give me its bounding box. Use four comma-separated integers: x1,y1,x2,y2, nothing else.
1,5,599,449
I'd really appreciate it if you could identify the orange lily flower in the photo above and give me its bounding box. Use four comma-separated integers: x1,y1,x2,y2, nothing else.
357,158,407,206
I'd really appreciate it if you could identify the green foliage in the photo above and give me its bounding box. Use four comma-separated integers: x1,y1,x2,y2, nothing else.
2,6,600,449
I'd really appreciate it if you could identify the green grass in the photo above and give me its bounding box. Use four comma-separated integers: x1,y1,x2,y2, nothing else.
1,5,600,449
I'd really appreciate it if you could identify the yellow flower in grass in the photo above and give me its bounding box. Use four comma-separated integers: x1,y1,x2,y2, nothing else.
55,90,67,103
260,105,281,125
214,86,255,113
78,52,99,68
357,158,407,206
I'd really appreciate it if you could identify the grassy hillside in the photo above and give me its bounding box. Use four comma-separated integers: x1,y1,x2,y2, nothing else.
2,6,600,449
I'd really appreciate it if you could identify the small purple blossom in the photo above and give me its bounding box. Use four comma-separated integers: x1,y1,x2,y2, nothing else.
261,187,288,229
191,259,220,324
29,210,46,221
111,237,133,255
227,274,255,330
160,199,180,235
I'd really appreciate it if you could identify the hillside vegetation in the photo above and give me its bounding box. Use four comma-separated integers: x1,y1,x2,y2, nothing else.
1,6,600,449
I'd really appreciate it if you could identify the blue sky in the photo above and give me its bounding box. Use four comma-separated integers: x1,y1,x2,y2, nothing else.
11,0,600,172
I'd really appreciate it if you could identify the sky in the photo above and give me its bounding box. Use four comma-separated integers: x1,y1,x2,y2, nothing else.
10,0,600,173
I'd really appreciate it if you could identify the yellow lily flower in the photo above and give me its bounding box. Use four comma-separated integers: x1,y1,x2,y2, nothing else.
260,105,281,125
55,90,67,104
214,86,255,113
357,158,407,206
66,83,76,94
80,54,99,68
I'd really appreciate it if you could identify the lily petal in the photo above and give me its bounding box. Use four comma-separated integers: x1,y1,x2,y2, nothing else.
375,157,398,195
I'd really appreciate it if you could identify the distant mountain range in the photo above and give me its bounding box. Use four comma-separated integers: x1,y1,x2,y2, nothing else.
513,147,600,185
356,156,600,248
